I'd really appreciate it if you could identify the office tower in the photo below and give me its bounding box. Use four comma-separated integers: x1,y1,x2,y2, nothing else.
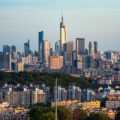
43,40,50,67
49,56,63,70
89,41,98,58
11,45,17,53
85,49,89,55
76,38,85,56
55,40,60,55
105,51,113,60
24,40,30,57
0,52,11,70
89,41,95,57
77,55,91,69
94,41,98,54
3,45,10,54
63,41,74,53
38,31,44,63
63,41,74,66
72,51,77,68
76,55,83,69
60,16,67,54
11,45,17,60
34,51,38,57
50,48,53,56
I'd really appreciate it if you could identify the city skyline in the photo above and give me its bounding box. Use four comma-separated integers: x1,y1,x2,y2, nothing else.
0,0,120,51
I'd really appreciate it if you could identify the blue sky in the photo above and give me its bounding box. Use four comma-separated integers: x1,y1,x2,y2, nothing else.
0,0,120,51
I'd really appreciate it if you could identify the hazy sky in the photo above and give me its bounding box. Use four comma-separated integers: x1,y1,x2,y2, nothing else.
0,0,120,52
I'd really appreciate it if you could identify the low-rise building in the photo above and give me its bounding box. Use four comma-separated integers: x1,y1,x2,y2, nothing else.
106,100,120,109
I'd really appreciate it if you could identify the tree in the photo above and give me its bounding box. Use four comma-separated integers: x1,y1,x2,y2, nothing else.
101,98,108,107
115,110,120,120
73,108,88,120
57,106,72,120
88,112,110,120
29,106,54,120
29,105,72,120
0,72,97,90
40,112,54,120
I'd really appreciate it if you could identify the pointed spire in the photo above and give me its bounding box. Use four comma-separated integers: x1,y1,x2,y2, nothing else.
61,11,63,21
61,15,65,28
62,16,64,23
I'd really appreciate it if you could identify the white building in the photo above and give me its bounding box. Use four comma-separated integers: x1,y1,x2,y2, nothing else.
60,16,67,54
68,85,81,101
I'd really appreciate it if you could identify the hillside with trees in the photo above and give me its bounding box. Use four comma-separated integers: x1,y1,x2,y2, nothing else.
0,72,97,89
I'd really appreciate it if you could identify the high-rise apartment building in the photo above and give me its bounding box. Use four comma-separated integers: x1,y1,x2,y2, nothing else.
68,85,81,101
43,40,50,67
60,16,67,54
38,31,44,63
54,86,67,102
82,89,96,102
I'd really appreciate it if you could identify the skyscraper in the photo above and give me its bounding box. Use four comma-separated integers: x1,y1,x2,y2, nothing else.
11,45,17,60
76,38,85,56
0,52,11,70
55,40,60,56
24,40,30,57
63,41,74,66
3,45,11,54
38,31,44,63
60,16,67,54
63,41,74,53
43,40,50,67
94,41,98,54
89,41,95,57
89,41,98,57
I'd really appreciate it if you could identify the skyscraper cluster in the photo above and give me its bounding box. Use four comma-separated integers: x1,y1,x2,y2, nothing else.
1,16,120,72
36,16,99,72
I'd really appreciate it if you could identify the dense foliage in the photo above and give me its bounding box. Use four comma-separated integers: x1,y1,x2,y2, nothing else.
115,110,120,120
29,105,72,120
0,72,97,89
30,106,111,120
88,112,110,120
73,108,88,120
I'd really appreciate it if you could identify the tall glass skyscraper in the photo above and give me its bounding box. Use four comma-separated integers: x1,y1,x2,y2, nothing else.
38,31,44,63
3,45,11,54
24,40,30,57
94,41,98,54
76,38,85,55
60,16,67,55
